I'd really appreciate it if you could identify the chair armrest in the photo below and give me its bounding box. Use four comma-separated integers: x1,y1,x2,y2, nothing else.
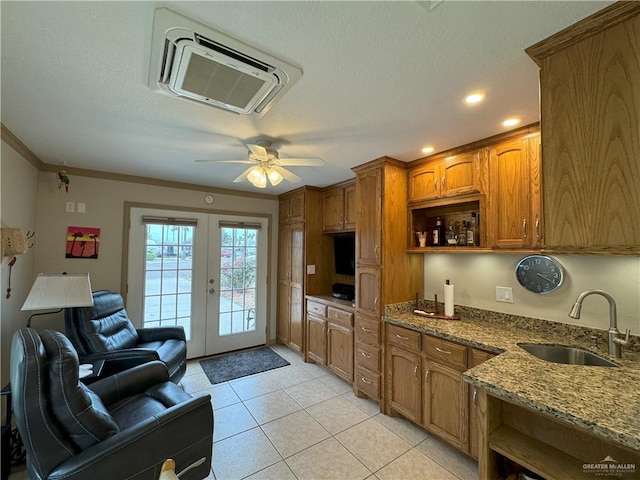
88,361,169,405
137,326,186,343
47,393,213,480
78,349,160,377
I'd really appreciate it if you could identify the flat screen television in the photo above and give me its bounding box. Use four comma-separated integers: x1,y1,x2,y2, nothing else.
334,233,355,276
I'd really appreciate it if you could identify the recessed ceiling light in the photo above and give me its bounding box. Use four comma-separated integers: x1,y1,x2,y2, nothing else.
464,91,485,105
502,117,521,127
422,146,435,154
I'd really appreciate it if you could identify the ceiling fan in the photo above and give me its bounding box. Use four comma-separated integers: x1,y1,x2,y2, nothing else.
196,141,324,188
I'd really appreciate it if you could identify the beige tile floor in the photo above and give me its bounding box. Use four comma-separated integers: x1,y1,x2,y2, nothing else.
8,344,478,480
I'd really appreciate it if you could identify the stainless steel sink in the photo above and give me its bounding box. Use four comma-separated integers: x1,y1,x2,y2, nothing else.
517,343,618,367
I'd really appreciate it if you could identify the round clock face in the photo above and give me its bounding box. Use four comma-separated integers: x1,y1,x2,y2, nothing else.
515,255,564,294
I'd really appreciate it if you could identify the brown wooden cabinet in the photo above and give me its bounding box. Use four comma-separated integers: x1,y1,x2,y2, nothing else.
322,180,356,232
386,324,422,424
277,188,330,353
526,3,640,254
488,133,542,249
384,324,495,457
409,150,481,203
353,158,424,403
305,297,354,383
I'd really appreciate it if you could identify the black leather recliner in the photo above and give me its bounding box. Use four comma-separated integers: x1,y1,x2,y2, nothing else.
65,290,187,383
10,328,213,480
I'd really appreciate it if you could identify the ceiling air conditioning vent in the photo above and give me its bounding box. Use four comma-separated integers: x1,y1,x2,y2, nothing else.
148,8,302,116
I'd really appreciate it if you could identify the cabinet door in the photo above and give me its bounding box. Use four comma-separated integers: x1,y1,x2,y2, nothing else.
409,162,440,202
288,191,306,223
323,187,345,232
343,184,357,230
442,151,479,197
355,266,381,318
488,137,533,249
277,283,290,345
388,346,421,423
356,167,382,265
327,322,353,382
423,360,468,451
276,225,292,344
307,314,327,365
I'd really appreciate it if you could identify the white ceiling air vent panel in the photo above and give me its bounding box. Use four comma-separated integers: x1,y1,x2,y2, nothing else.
148,8,302,116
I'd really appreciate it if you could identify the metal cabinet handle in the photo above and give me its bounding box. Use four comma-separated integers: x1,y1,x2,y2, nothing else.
425,370,430,382
374,297,379,310
535,217,540,239
522,218,527,238
433,178,438,191
396,334,409,341
435,346,452,355
441,176,446,191
361,351,373,359
413,365,418,378
473,387,478,406
361,377,372,385
360,326,372,333
374,244,379,259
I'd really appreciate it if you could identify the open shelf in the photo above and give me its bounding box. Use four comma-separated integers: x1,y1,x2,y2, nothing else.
489,426,619,480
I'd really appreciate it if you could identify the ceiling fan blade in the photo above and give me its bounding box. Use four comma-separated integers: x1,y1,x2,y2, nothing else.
247,143,269,160
271,165,302,183
195,159,254,164
233,166,255,183
278,157,325,167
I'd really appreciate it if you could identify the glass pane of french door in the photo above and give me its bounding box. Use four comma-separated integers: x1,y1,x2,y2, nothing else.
219,226,258,336
142,224,194,338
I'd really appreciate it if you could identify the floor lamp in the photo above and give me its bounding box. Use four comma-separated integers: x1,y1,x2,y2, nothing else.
21,273,94,328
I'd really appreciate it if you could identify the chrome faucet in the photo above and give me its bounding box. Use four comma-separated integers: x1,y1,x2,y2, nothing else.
568,290,631,358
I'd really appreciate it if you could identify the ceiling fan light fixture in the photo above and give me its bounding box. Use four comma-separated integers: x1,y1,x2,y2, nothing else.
247,166,267,188
267,168,283,186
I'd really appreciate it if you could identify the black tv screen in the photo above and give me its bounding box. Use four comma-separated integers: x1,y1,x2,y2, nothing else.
334,233,355,276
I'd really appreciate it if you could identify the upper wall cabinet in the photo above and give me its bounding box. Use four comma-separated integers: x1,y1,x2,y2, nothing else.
322,180,356,232
409,151,481,203
279,190,306,224
526,3,640,254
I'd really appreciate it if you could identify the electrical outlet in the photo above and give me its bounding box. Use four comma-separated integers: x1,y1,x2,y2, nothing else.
306,264,316,275
496,286,513,303
77,202,86,213
65,202,75,213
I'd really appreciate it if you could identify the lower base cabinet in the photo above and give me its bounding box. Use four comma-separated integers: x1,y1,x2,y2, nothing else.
305,297,354,383
385,323,493,458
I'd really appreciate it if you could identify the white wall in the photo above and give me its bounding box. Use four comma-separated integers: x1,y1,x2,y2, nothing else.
423,254,640,334
0,140,39,387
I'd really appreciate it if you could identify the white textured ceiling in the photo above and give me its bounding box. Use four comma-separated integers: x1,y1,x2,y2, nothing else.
1,1,612,194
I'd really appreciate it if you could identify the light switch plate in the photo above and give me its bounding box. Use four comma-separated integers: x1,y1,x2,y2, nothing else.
306,264,316,275
77,202,86,213
65,202,75,213
496,286,513,303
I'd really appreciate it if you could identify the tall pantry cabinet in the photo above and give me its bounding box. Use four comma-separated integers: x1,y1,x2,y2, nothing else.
352,157,423,404
277,187,330,352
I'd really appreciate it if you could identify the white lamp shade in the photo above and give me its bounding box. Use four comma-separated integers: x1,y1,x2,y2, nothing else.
21,273,94,311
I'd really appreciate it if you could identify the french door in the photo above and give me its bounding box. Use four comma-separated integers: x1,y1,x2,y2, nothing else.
127,207,268,358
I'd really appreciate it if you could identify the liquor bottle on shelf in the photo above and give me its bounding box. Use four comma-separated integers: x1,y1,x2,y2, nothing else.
445,220,456,246
467,214,476,247
432,217,445,247
457,220,467,246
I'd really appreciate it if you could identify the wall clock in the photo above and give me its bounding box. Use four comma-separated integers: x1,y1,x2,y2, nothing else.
515,255,564,294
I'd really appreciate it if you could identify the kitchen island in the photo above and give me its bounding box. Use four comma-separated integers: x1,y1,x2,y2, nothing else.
384,301,640,479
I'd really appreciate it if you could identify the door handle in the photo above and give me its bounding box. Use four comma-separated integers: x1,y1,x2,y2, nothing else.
209,288,216,294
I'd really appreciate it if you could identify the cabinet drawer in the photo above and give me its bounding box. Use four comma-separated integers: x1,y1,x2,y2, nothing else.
356,341,380,373
307,300,327,317
387,324,421,352
355,316,380,345
356,366,380,400
327,306,353,327
423,335,467,371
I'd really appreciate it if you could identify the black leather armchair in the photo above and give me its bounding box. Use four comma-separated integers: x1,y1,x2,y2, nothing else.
65,290,187,383
10,328,213,480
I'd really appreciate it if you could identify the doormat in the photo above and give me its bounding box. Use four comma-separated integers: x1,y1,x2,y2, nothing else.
199,347,290,385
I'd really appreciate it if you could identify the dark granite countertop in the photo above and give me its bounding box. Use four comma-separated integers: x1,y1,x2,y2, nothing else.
384,301,640,451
